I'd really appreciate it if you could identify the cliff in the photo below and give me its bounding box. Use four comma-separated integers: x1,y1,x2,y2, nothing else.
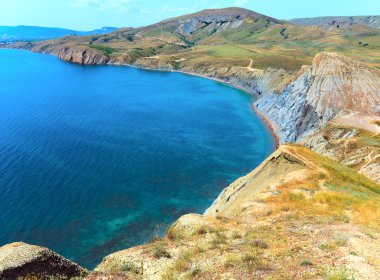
255,52,380,142
0,242,87,279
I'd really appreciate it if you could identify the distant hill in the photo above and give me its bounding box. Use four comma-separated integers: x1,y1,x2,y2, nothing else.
0,26,118,42
290,16,380,29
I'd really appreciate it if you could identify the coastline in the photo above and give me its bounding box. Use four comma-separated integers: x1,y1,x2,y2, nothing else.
252,104,280,149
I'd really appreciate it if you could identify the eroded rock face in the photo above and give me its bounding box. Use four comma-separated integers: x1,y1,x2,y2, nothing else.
6,42,110,65
163,7,280,37
0,242,88,280
176,17,244,36
256,52,380,142
54,47,110,65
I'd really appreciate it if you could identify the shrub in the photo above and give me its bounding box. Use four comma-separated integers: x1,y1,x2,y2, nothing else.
153,245,171,259
210,232,227,248
334,235,348,246
325,266,355,280
241,251,267,271
196,225,208,235
232,231,242,239
300,259,313,266
89,44,116,56
319,243,336,251
190,266,202,277
166,227,183,241
252,239,269,249
119,261,139,274
224,255,240,268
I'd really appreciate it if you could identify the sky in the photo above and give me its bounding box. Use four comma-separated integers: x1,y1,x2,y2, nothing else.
0,0,379,30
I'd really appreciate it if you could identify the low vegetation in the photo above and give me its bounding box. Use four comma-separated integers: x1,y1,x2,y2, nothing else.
88,44,117,56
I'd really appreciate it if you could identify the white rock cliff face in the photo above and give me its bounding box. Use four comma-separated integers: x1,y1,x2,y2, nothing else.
255,53,380,143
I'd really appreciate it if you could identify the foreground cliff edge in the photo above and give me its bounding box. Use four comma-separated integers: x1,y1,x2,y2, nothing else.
1,7,379,280
0,242,88,279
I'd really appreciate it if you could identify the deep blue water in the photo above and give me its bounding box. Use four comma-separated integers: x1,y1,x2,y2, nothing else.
0,49,275,268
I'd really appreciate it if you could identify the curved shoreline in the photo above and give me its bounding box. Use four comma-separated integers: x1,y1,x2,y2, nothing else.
252,104,280,149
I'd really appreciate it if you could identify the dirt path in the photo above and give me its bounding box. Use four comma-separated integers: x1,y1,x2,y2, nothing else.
237,59,256,72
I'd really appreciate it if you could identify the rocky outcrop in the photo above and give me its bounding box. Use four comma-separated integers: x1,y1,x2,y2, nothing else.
54,47,110,65
255,52,380,142
6,42,110,65
302,114,380,183
0,242,88,279
205,145,308,217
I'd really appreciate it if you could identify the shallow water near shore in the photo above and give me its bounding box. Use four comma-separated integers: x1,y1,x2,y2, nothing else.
0,49,275,268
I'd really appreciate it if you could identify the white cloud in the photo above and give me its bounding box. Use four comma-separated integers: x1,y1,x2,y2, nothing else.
71,0,136,9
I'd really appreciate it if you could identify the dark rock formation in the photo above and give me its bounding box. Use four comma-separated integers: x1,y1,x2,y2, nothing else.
0,242,88,280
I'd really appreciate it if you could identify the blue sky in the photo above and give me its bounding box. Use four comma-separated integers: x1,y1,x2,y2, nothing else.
0,0,379,30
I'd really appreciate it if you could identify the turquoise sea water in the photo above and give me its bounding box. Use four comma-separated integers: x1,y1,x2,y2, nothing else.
0,49,275,268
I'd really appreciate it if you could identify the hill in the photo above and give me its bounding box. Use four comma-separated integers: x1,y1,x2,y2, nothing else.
0,25,118,42
290,16,380,30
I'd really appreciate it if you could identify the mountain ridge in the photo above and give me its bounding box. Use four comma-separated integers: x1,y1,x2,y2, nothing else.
0,26,118,42
290,16,380,29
